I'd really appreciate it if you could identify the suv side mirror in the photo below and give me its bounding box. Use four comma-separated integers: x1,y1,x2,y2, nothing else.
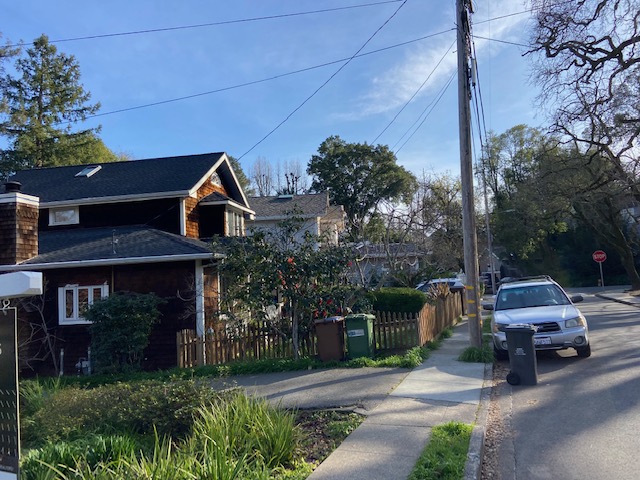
482,303,494,311
570,295,583,303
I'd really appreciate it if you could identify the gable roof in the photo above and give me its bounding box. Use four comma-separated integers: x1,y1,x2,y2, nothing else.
248,192,331,220
0,226,218,271
9,152,250,209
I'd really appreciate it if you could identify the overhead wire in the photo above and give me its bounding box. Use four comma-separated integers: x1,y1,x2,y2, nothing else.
393,70,455,154
7,1,404,47
469,11,494,232
237,0,409,160
83,29,454,121
36,0,538,155
472,35,532,49
371,38,456,144
54,6,531,126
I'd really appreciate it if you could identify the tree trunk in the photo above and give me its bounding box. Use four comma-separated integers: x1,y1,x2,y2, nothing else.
291,303,299,360
613,242,640,291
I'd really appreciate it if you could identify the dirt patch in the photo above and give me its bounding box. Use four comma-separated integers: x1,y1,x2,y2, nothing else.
480,361,511,480
296,409,364,466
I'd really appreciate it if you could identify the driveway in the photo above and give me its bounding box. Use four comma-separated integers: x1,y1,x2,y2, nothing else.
210,367,410,411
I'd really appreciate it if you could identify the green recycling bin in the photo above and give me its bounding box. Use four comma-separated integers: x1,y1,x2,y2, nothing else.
345,313,375,359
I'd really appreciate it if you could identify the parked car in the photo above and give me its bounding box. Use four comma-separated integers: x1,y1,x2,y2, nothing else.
416,278,465,293
483,276,590,360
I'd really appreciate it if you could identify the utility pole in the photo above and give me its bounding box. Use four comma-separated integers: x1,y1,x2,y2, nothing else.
456,0,482,348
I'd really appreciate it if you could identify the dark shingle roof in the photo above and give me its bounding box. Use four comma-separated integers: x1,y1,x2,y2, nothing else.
248,193,329,218
200,191,232,203
20,226,213,265
9,153,226,203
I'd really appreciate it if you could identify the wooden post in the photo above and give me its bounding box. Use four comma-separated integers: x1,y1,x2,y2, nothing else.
457,0,482,348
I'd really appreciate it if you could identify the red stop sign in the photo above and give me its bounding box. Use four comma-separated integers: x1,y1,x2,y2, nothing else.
592,250,607,263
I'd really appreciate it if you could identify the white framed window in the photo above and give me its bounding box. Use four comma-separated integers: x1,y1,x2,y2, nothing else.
58,284,109,325
210,172,222,186
49,207,79,226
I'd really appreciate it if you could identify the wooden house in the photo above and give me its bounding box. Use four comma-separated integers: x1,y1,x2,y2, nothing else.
0,152,253,375
247,192,345,244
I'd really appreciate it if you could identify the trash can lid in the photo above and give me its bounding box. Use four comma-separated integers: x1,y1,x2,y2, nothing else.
344,313,375,320
314,316,344,324
505,323,538,332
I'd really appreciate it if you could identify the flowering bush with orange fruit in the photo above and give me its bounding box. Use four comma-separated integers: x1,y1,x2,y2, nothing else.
212,214,360,358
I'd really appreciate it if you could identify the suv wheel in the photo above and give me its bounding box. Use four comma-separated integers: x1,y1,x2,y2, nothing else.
494,346,509,361
576,344,591,358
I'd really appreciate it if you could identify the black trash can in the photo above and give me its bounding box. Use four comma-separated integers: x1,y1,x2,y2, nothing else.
505,324,538,386
314,316,345,362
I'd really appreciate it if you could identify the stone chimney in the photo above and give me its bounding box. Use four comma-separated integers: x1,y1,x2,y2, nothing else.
0,181,40,265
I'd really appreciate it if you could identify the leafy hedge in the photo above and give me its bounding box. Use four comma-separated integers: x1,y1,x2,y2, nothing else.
371,287,428,313
21,379,228,447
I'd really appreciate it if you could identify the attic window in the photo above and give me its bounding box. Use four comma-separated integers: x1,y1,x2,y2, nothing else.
210,172,222,186
75,165,102,177
49,206,79,226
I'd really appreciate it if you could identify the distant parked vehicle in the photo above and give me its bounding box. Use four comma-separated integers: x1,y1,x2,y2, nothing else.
416,278,465,293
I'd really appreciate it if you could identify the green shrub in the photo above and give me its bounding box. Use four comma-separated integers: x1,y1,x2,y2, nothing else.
22,379,227,447
20,391,301,480
372,287,427,313
19,377,63,418
458,344,494,363
86,292,166,374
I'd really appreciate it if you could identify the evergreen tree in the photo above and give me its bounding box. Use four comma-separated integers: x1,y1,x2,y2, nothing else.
0,34,115,178
0,33,20,120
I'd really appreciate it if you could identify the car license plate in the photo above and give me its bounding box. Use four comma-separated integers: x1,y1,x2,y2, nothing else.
534,337,552,346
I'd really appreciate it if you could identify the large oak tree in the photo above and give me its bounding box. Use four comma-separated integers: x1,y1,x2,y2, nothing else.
307,135,417,241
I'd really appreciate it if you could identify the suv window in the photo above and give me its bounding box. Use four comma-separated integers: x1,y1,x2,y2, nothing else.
496,284,570,310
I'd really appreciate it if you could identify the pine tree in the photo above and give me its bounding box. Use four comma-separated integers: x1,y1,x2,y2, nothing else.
1,34,115,178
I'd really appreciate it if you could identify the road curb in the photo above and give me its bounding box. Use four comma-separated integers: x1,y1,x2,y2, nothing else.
595,293,640,307
464,361,493,480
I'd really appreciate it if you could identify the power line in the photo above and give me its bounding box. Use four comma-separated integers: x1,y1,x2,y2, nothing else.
84,29,453,121
472,35,532,49
393,70,455,154
372,39,456,144
237,0,409,160
8,1,404,47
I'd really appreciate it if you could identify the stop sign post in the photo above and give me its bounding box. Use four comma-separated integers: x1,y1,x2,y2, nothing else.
593,250,607,288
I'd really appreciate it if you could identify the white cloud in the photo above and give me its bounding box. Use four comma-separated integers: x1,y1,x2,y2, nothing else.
347,0,531,120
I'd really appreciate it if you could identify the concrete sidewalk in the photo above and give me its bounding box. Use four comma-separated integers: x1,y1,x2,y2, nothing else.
594,287,640,307
308,320,492,480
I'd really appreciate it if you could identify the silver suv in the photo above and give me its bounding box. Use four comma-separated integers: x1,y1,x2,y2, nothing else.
484,276,590,360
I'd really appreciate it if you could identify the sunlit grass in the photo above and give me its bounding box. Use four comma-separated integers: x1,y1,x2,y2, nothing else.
408,422,473,480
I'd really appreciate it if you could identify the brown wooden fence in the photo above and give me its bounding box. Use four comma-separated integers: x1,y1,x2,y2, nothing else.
177,292,463,368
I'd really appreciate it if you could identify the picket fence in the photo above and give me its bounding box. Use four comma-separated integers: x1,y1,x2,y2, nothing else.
177,293,463,368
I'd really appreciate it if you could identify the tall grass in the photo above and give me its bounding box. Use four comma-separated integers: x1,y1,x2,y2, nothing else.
20,390,301,479
186,392,300,469
20,377,63,417
21,434,142,480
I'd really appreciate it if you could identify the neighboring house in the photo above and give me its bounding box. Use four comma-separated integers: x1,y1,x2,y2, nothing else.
246,192,345,244
0,152,254,375
353,243,423,286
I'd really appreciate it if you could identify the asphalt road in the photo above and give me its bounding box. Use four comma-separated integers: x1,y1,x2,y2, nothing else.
494,292,640,480
209,366,410,411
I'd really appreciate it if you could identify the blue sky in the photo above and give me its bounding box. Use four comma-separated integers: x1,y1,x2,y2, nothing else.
3,0,538,180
